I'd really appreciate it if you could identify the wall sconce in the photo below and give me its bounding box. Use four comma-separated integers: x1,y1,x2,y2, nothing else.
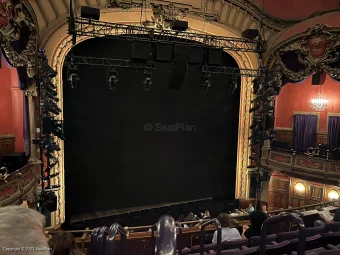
295,182,305,193
328,190,340,201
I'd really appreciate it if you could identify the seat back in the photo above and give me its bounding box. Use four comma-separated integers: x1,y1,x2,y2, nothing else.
306,225,325,237
258,240,290,255
191,243,216,254
249,234,277,247
220,239,248,250
290,234,322,251
276,230,299,242
321,232,340,246
324,222,340,233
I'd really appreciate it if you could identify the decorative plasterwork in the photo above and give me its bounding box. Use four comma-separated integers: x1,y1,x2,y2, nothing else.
0,0,38,78
266,24,340,83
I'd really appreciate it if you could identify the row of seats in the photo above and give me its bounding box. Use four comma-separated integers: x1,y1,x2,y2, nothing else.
178,222,340,255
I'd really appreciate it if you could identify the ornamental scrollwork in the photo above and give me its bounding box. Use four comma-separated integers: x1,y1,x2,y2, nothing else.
0,1,38,78
267,24,340,83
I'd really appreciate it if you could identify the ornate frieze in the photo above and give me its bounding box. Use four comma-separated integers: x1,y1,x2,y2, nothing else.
267,24,340,83
0,0,38,78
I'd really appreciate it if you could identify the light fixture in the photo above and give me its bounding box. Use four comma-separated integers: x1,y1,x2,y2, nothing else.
143,69,152,92
328,190,339,200
107,68,118,90
201,73,211,93
311,93,328,111
294,182,305,193
67,61,79,89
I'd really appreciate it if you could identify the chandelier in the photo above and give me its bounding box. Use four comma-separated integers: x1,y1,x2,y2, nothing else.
311,93,328,111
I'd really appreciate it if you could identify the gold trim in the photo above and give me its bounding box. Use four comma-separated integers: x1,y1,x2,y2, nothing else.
0,134,15,139
326,113,340,133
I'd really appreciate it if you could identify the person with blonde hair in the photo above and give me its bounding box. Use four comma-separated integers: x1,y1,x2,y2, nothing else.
49,232,84,255
0,206,50,255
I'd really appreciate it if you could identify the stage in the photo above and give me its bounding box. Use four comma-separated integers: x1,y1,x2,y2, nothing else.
70,197,213,224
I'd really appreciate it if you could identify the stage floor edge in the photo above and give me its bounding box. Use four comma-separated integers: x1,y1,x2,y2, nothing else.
70,197,212,224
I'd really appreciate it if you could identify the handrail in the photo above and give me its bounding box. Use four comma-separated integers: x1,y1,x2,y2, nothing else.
259,213,306,255
107,223,128,255
155,215,176,255
200,218,221,255
47,202,339,235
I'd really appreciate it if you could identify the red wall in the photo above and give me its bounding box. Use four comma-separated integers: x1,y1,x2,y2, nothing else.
254,0,339,20
0,57,24,152
275,74,340,132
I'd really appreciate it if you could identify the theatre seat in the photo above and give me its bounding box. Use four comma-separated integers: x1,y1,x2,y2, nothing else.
276,230,299,242
220,239,248,250
291,247,326,255
248,234,277,247
256,240,290,255
324,222,340,233
191,243,216,254
320,232,340,246
306,226,325,237
326,244,340,250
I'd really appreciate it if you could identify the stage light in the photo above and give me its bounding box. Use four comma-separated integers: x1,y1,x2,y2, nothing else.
259,104,275,113
249,104,260,113
143,69,152,92
52,127,65,140
67,63,79,89
41,58,58,78
252,78,261,94
46,142,61,152
229,76,238,94
249,156,258,162
44,161,58,172
107,68,118,90
43,172,59,181
45,152,58,160
45,185,60,190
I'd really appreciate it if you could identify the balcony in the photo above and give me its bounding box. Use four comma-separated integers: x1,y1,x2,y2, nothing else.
261,146,340,185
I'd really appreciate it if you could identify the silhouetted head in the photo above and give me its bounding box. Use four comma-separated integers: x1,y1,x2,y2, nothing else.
48,232,84,255
249,211,267,235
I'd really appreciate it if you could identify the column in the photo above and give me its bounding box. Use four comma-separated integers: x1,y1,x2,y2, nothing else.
25,85,39,161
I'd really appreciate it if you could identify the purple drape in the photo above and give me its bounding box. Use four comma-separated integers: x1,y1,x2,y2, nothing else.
293,114,317,152
328,116,340,149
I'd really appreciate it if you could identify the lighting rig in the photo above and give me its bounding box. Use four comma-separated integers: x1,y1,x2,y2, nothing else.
65,0,266,91
37,51,63,214
247,70,282,206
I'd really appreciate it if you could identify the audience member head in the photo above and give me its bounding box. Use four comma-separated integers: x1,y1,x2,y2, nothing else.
188,212,193,216
205,210,211,217
0,206,49,255
249,211,267,235
249,203,253,208
49,232,84,255
261,205,267,212
217,213,231,228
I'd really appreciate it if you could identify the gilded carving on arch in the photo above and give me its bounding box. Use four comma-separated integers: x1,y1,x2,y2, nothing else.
267,24,340,82
0,1,37,78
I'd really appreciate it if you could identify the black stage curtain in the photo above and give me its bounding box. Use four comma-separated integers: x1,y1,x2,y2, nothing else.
63,38,240,217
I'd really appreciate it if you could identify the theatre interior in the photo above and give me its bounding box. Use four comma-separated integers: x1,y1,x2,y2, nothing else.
1,0,340,254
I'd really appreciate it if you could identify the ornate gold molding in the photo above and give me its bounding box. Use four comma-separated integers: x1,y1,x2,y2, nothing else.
266,24,340,82
0,134,15,139
0,1,38,78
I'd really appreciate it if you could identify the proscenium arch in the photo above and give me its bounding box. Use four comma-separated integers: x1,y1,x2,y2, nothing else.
42,8,258,227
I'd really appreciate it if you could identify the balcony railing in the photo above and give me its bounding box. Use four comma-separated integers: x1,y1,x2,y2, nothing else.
262,146,340,185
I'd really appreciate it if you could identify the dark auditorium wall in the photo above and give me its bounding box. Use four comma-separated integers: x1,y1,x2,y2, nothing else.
0,57,24,152
63,38,241,217
275,74,340,132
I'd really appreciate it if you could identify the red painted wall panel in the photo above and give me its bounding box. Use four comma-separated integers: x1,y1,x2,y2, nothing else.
0,57,24,152
275,74,340,132
0,58,13,134
254,0,339,20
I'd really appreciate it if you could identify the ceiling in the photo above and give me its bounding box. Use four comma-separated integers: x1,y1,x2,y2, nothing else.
253,0,340,20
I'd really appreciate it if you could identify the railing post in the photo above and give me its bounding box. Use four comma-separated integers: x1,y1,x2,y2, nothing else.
155,215,176,255
199,219,221,255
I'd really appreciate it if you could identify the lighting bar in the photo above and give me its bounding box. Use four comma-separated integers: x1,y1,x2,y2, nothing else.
70,18,265,53
64,56,155,69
